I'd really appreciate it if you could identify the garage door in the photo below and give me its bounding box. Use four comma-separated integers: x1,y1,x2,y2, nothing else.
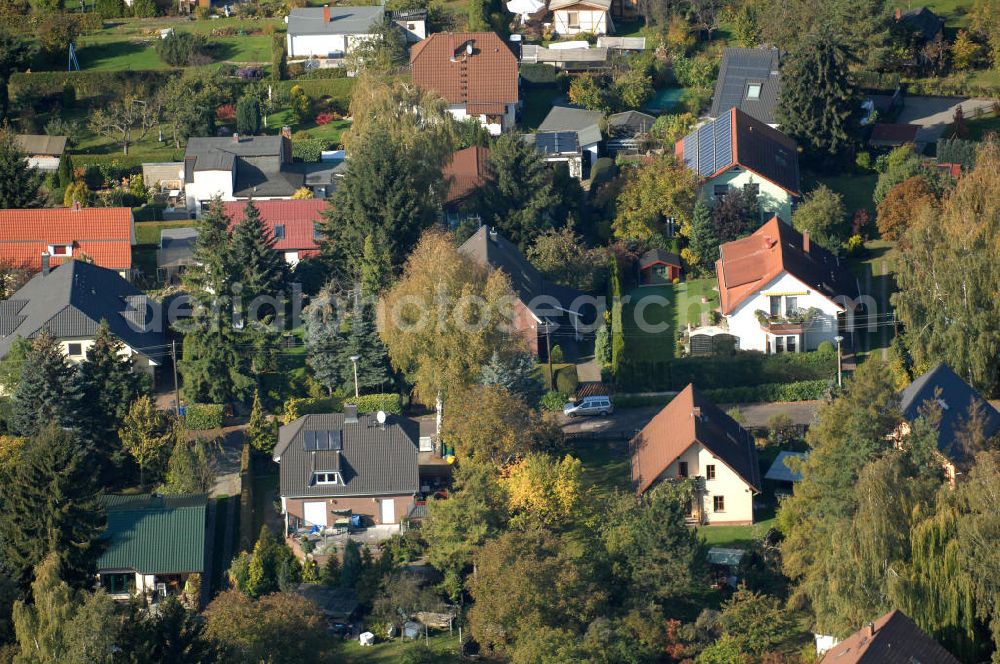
303,501,327,527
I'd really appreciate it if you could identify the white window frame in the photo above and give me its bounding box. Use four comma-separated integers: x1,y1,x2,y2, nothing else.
313,471,340,485
746,83,762,100
566,10,580,28
48,244,72,257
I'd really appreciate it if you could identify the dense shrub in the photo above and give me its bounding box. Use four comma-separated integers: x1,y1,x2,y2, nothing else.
10,71,175,102
344,393,403,415
131,0,156,17
185,403,225,430
314,112,336,126
540,391,570,412
616,351,837,392
156,31,213,67
95,0,124,18
296,67,349,80
703,380,830,404
520,63,559,86
291,137,328,162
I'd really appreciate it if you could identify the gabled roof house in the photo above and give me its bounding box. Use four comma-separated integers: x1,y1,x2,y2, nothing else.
97,494,207,603
0,259,166,373
898,363,1000,481
458,226,586,359
715,216,857,354
222,199,325,266
0,207,134,277
676,107,800,222
273,406,420,530
285,5,383,59
550,0,612,36
16,134,67,172
631,384,760,525
529,105,603,179
411,32,519,135
710,47,781,126
818,610,959,663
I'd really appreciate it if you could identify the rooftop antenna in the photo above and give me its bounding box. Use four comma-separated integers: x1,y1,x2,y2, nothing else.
376,410,387,429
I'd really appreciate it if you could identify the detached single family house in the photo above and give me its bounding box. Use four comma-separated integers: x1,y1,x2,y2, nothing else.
222,199,325,266
529,105,603,178
97,494,207,602
631,384,761,525
550,0,612,36
15,134,67,172
0,259,166,374
285,5,383,59
458,226,586,360
817,609,960,663
715,216,858,354
676,107,800,222
274,405,420,531
0,207,135,278
411,32,519,135
897,363,1000,484
709,47,781,127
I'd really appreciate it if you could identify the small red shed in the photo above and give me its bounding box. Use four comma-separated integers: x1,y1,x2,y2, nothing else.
638,248,682,285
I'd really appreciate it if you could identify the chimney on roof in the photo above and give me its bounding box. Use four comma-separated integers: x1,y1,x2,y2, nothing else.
895,7,902,20
488,227,498,242
802,230,810,254
692,407,701,419
41,252,50,276
867,621,876,638
323,4,330,22
232,132,239,143
72,201,81,212
344,403,358,424
281,125,292,140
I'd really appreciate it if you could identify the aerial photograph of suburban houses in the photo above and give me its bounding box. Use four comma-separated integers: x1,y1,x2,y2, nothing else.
0,0,996,660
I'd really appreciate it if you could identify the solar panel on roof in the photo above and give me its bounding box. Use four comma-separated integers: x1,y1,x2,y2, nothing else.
697,124,715,176
304,429,343,452
303,430,316,451
534,131,578,154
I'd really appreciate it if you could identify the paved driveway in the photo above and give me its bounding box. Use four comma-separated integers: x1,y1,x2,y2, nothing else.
895,96,998,144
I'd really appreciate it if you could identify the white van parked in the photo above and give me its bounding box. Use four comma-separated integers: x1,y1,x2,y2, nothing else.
563,396,614,417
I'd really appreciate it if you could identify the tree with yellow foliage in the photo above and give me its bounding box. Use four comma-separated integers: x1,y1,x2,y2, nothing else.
501,453,585,529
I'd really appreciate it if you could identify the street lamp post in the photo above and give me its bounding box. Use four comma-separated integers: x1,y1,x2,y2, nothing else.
834,335,844,388
349,354,361,398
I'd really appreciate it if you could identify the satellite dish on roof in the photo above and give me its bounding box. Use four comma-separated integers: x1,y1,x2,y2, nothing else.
376,410,387,425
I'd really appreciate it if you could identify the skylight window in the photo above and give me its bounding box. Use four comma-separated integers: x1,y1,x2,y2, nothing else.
746,83,762,100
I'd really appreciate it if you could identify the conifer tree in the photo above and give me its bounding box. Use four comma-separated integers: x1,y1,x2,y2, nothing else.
235,96,262,135
683,200,718,276
0,426,105,590
119,395,174,489
776,35,860,159
77,320,148,482
359,234,391,298
479,350,543,406
231,200,286,306
305,288,347,395
56,152,74,190
246,389,277,454
340,302,391,395
10,331,80,437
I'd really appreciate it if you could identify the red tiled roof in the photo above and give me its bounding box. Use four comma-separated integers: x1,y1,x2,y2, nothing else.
715,217,856,315
0,207,134,272
870,123,920,145
819,610,960,664
630,384,761,495
442,146,491,205
221,200,326,252
410,33,518,115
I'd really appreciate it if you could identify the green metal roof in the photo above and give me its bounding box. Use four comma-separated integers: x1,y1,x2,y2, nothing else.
97,494,207,575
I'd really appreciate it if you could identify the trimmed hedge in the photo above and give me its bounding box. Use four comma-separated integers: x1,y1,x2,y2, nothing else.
281,396,344,424
185,403,224,430
344,393,403,415
10,71,176,102
520,63,558,86
616,350,836,392
613,378,829,408
275,77,355,102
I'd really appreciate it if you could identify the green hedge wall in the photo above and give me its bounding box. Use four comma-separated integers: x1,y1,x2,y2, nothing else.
10,71,176,102
185,403,224,430
616,350,836,392
281,396,344,424
613,379,829,407
344,393,403,415
277,78,356,102
520,63,558,86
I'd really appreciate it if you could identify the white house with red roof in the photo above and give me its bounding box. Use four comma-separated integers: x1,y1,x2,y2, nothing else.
411,33,519,135
0,207,135,278
715,217,858,354
676,107,800,222
221,200,325,266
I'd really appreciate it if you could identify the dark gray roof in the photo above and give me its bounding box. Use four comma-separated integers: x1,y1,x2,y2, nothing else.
287,6,383,36
710,47,781,125
899,7,943,43
457,226,584,322
638,247,680,269
537,105,603,147
0,260,166,361
899,364,1000,464
608,110,656,136
184,136,304,197
275,412,419,498
185,136,284,165
233,162,303,198
157,227,198,269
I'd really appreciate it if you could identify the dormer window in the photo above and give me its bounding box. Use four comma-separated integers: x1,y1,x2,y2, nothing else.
273,224,285,240
49,244,72,257
313,471,342,485
746,83,762,100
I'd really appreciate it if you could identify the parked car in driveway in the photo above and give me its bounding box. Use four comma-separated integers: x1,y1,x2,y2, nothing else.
564,396,614,417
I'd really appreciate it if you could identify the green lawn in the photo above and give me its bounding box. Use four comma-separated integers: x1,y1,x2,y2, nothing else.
623,278,719,363
963,109,1000,141
573,438,631,499
921,0,978,28
267,110,352,147
807,173,878,216
848,239,898,358
339,631,463,663
135,219,195,246
697,518,777,548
